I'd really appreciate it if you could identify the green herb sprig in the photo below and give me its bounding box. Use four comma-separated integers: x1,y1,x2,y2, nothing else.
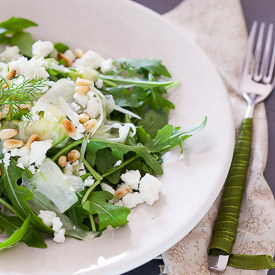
0,76,46,120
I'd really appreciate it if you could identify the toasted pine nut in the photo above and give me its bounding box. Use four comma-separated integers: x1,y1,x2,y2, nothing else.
19,104,32,110
6,69,16,80
75,85,90,95
67,149,80,163
75,78,92,87
0,129,18,140
114,187,131,200
84,119,97,130
63,119,76,137
26,134,40,149
58,52,72,67
58,156,67,167
3,139,24,149
74,48,83,58
79,113,90,124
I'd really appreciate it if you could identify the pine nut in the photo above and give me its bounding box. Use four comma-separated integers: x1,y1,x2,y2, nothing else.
26,134,40,149
6,69,16,80
58,52,72,67
79,113,90,124
75,78,92,87
114,187,131,200
3,139,24,149
58,156,67,167
0,129,18,140
75,85,90,95
74,48,84,58
63,119,76,137
67,150,80,163
84,119,97,130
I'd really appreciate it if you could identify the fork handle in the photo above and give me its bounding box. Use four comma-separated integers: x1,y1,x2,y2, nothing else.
209,117,253,256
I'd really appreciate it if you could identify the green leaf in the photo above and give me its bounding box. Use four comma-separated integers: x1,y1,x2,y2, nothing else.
100,74,177,88
150,88,175,110
86,139,163,175
117,59,171,78
103,85,146,108
83,191,130,231
138,108,169,137
0,215,30,251
0,213,47,248
137,117,207,154
3,158,52,233
54,42,69,53
0,17,37,33
10,31,34,57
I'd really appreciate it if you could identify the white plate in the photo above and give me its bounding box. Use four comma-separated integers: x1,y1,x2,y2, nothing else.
0,0,234,274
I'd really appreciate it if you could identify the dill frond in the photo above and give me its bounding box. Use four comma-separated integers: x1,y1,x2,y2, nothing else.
0,75,47,120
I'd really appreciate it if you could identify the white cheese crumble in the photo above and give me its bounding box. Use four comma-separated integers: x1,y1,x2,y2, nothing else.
73,50,103,70
32,40,54,58
121,170,141,190
9,56,49,79
0,46,21,62
38,210,66,243
122,192,145,209
86,98,101,119
63,49,75,63
100,58,113,73
84,176,95,187
95,78,103,89
101,183,115,195
114,160,122,167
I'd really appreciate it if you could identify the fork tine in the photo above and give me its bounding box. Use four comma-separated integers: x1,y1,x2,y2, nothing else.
240,21,258,77
264,43,275,84
253,22,265,81
260,24,274,83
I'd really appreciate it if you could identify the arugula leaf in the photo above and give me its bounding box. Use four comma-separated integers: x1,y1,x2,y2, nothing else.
138,108,169,137
0,213,47,248
0,215,30,251
117,59,171,78
83,191,130,231
150,88,175,110
2,158,52,233
100,74,178,88
137,117,207,154
86,139,163,174
95,149,121,184
54,42,69,53
0,17,37,33
103,85,146,108
10,32,35,57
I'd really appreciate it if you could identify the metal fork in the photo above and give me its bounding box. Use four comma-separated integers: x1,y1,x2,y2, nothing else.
208,21,275,273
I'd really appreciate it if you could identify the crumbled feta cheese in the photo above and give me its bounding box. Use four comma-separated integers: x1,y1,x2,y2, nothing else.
86,98,101,119
29,140,52,167
2,152,11,168
114,160,122,167
100,58,112,73
95,78,103,89
0,46,21,62
139,174,162,205
52,217,63,232
122,192,145,209
114,200,124,207
73,93,89,108
38,210,66,244
78,163,87,176
63,50,75,63
84,176,95,187
101,183,115,195
121,170,141,190
64,162,73,175
73,50,103,69
38,210,57,227
9,56,49,79
32,40,54,58
53,228,65,243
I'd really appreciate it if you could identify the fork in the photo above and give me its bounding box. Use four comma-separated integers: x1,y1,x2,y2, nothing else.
208,21,275,273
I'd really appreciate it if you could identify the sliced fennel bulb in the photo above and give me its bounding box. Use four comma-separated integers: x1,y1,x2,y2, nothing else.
31,158,84,213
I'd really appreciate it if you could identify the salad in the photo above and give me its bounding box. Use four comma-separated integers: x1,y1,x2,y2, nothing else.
0,17,206,248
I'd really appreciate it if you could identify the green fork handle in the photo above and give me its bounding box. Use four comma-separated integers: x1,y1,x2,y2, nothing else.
208,118,275,270
209,118,253,255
